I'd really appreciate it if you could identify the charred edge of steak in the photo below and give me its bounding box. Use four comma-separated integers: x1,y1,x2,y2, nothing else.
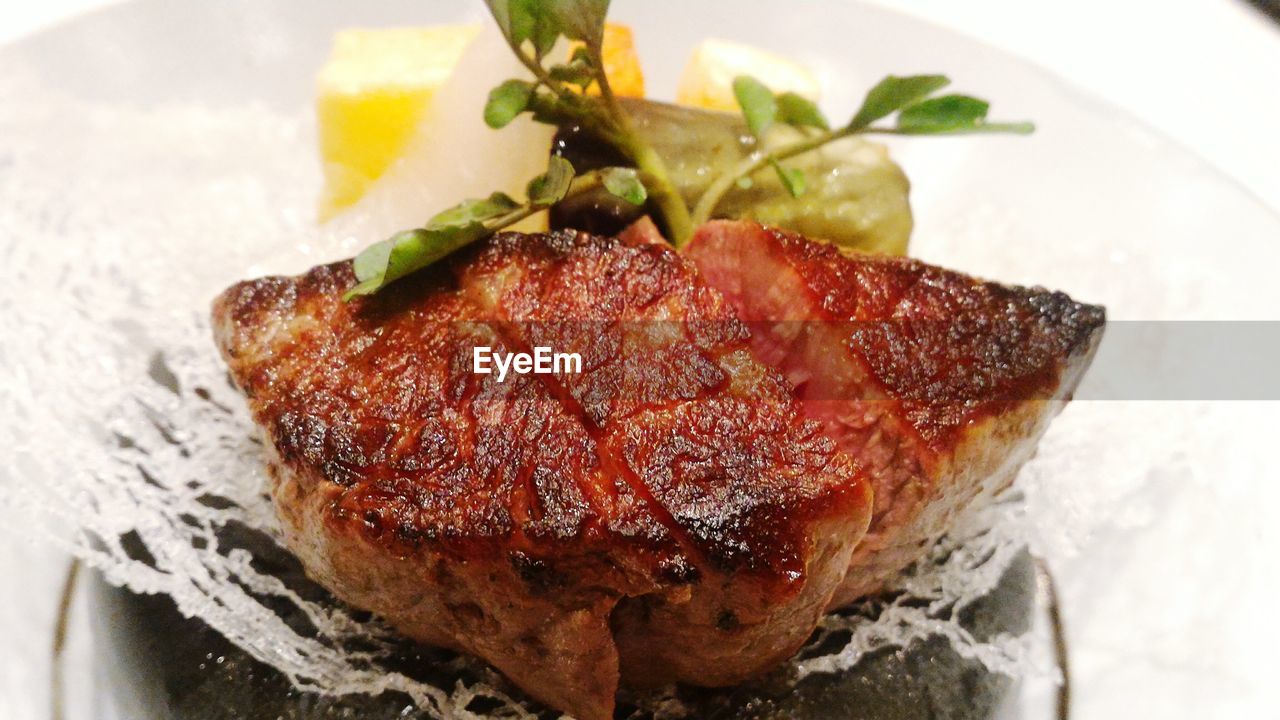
685,220,1106,454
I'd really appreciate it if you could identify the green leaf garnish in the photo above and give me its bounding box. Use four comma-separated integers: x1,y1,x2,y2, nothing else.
543,0,611,45
733,75,778,138
527,156,576,206
898,94,987,131
733,76,829,134
550,61,594,87
485,0,525,44
692,72,1031,229
848,75,950,129
344,225,488,301
487,0,556,56
484,79,535,129
769,158,806,198
426,192,520,227
350,234,397,282
776,92,829,131
549,46,597,88
486,0,610,55
347,190,526,300
602,167,647,205
481,0,692,241
343,161,634,301
897,94,1034,135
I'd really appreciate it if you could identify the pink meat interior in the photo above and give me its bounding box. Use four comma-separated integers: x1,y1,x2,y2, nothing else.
684,222,928,525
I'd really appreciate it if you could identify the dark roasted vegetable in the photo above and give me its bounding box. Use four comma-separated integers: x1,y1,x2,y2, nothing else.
551,98,913,254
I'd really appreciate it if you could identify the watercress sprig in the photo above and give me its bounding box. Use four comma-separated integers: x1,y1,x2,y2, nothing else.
685,75,1034,239
343,1,1033,300
481,0,693,241
343,158,646,300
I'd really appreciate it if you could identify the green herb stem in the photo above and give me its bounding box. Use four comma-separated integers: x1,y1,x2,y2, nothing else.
581,37,694,244
498,170,607,229
502,30,570,98
583,39,623,122
622,135,694,244
687,126,855,238
684,121,1032,238
356,6,1037,297
506,34,683,232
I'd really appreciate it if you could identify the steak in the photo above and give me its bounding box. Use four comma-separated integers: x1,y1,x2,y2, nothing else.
685,221,1105,604
212,228,872,720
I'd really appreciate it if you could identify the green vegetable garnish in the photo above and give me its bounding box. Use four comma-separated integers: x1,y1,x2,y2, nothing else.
849,75,951,129
896,94,1033,135
690,74,1034,228
526,155,576,206
732,76,779,138
345,0,1033,300
552,99,915,254
483,79,536,129
769,158,807,199
344,161,644,299
601,167,648,206
775,92,829,131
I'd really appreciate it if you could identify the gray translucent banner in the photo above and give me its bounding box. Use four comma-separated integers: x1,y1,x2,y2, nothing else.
476,320,1280,401
1074,321,1280,400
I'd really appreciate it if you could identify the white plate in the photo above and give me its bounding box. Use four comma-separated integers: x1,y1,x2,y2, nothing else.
2,1,1278,719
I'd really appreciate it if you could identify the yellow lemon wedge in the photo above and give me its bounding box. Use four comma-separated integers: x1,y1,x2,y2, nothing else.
317,24,645,219
316,26,480,219
677,38,820,112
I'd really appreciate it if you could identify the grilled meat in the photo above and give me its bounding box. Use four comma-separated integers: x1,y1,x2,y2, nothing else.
212,217,1103,716
212,228,872,720
685,221,1105,604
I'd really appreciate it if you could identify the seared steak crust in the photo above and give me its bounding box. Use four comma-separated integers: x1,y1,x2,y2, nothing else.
686,221,1104,603
461,229,861,580
212,229,872,719
746,224,1104,449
